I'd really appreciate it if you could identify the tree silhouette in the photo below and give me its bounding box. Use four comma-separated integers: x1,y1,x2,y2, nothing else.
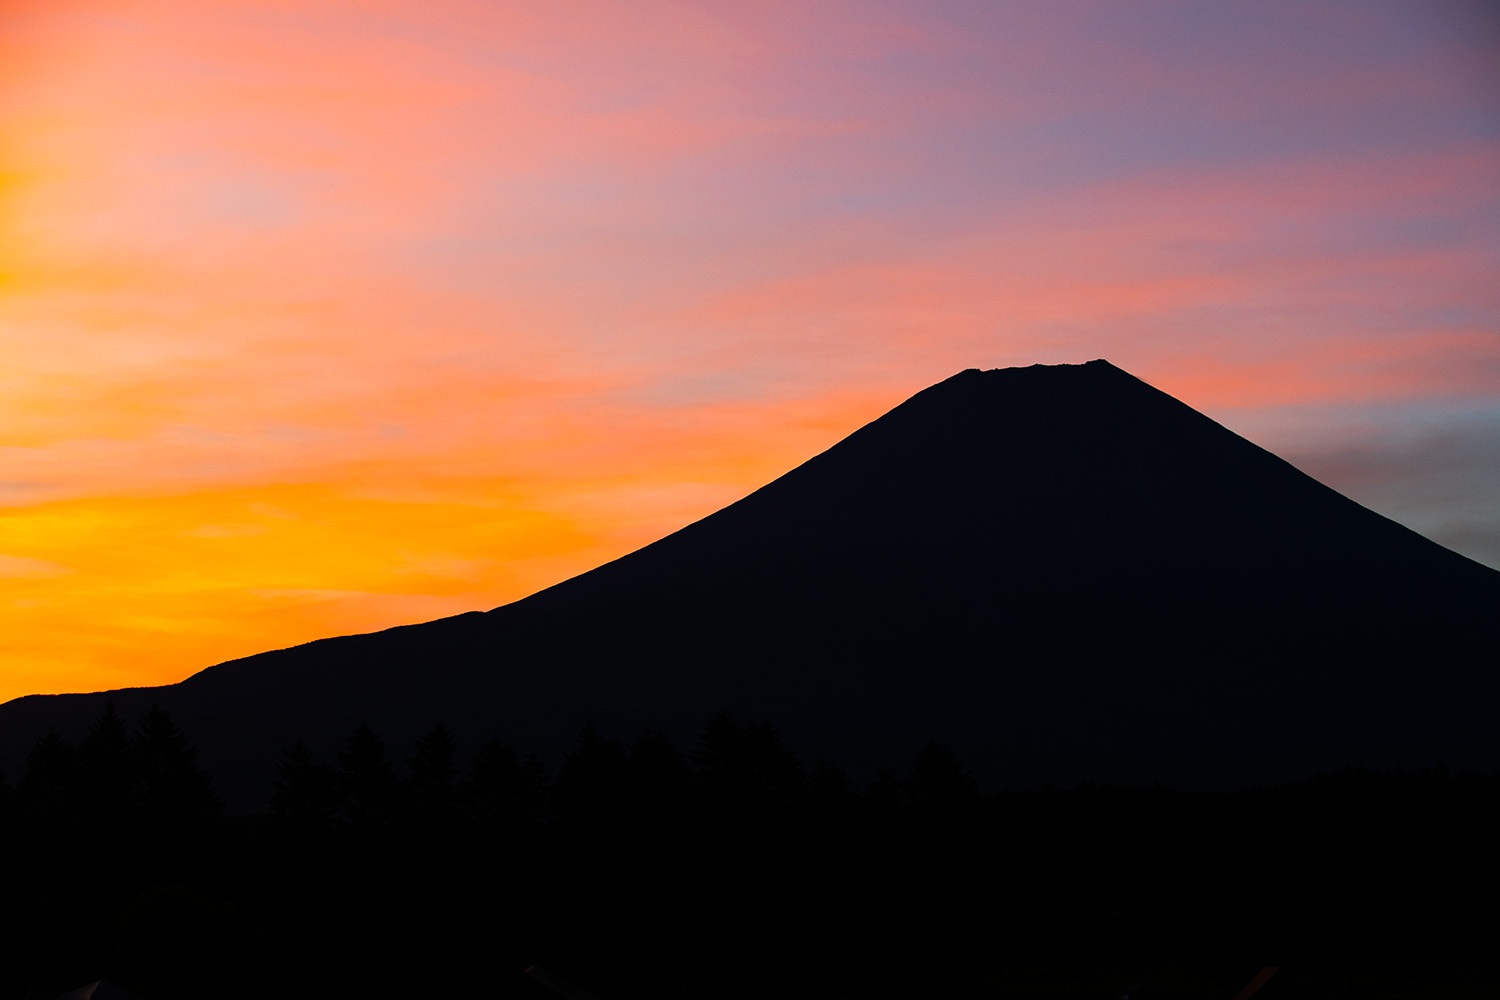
683,713,815,981
330,721,401,973
6,705,238,995
8,703,1496,999
0,761,16,982
401,721,460,826
268,738,339,896
552,719,628,836
133,704,219,811
619,727,694,951
455,737,551,968
549,720,629,950
743,717,806,811
17,732,83,859
902,741,988,961
861,763,906,821
9,730,86,991
905,739,983,857
390,722,466,985
804,756,860,913
808,757,856,808
79,700,136,813
264,739,340,988
849,761,912,976
0,762,10,862
16,728,77,827
270,740,338,831
336,720,397,835
690,711,749,822
131,703,222,885
462,736,549,836
76,701,139,909
624,726,693,840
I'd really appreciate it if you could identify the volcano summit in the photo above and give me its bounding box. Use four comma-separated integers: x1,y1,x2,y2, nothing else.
3,360,1496,804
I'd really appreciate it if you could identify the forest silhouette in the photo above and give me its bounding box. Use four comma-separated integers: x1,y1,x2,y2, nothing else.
5,703,1495,1000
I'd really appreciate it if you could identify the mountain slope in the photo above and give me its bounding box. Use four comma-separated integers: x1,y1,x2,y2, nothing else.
3,360,1495,805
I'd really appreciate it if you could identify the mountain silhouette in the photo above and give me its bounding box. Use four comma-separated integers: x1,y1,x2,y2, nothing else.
3,360,1496,805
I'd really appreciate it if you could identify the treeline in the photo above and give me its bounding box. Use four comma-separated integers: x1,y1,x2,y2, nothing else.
2,704,226,998
2,705,1497,1000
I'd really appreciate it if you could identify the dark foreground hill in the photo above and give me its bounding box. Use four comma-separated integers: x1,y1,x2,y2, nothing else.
2,360,1497,807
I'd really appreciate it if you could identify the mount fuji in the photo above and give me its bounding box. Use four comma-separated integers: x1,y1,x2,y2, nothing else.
3,360,1495,805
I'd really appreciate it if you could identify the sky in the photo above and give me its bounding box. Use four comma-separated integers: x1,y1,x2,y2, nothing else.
2,0,1497,704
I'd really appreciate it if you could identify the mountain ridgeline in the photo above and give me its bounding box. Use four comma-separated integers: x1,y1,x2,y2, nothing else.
2,360,1496,807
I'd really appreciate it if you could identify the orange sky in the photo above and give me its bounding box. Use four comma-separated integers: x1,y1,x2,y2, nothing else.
3,1,1498,703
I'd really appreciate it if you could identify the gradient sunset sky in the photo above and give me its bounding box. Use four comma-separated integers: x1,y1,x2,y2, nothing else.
2,1,1497,703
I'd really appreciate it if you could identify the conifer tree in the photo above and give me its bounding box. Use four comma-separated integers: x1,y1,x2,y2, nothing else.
0,763,12,967
402,722,460,823
78,700,136,814
264,740,341,986
862,764,906,817
270,740,338,830
690,711,750,823
803,757,861,927
552,720,628,833
462,737,548,835
336,720,397,833
808,757,857,814
133,704,221,817
329,721,401,972
76,701,139,887
743,716,805,813
687,712,809,950
10,730,85,994
622,727,694,918
625,727,692,831
906,740,980,827
0,763,13,919
131,704,222,886
856,762,909,934
389,722,465,983
455,737,551,958
399,725,463,908
550,719,628,930
805,756,859,882
902,741,987,958
16,729,77,825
